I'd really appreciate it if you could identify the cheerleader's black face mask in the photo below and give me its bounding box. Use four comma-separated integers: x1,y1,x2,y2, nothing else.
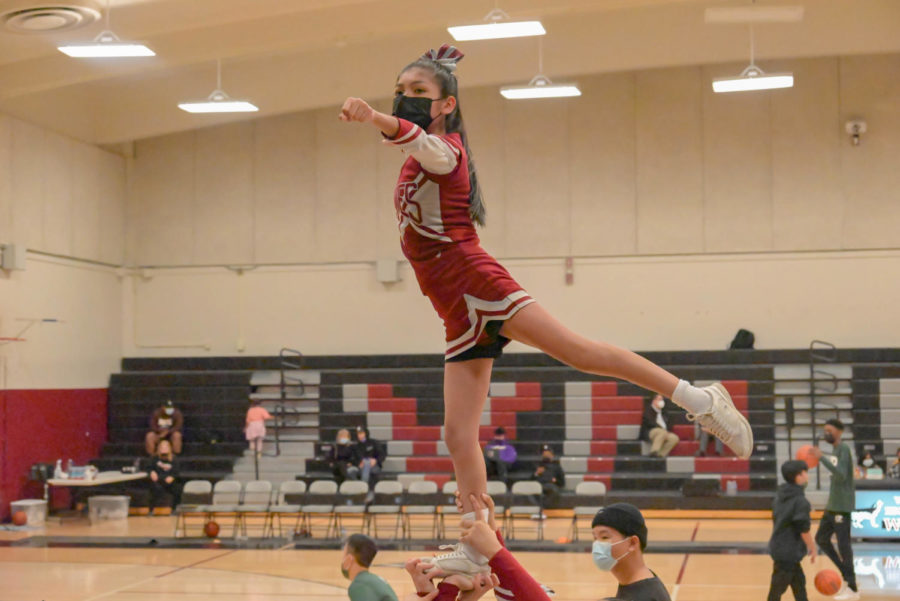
392,94,441,131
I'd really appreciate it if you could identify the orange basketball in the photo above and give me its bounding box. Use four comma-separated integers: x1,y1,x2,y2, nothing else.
814,569,842,596
796,444,818,468
11,511,27,526
204,520,220,538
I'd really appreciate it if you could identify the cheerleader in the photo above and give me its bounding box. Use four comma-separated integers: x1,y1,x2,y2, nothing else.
340,44,752,575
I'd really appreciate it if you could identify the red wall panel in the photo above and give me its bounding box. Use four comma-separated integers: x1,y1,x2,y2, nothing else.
0,389,107,520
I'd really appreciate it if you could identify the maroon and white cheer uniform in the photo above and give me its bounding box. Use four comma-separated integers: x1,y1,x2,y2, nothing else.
386,117,534,360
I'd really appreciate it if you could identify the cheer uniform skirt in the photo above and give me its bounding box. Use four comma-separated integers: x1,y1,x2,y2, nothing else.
408,243,535,361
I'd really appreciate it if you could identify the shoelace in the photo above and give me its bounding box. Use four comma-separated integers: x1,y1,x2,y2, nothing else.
433,544,467,560
687,399,736,443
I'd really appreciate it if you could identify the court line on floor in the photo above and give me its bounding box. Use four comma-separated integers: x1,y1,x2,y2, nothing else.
81,567,178,601
154,549,237,578
670,521,700,601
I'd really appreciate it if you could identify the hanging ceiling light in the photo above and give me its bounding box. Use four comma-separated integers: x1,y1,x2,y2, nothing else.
57,0,154,58
709,2,795,93
500,38,580,100
448,7,544,41
178,59,259,113
712,65,793,93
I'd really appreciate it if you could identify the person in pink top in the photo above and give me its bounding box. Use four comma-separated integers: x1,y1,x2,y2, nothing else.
245,400,273,457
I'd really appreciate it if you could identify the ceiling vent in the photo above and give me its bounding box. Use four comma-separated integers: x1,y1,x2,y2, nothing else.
2,5,101,33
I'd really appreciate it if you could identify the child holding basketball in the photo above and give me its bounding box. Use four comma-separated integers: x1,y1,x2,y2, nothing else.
339,44,753,575
767,460,816,601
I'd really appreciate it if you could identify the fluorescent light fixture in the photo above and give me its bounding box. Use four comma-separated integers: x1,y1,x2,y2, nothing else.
705,6,804,24
449,20,545,41
713,65,793,93
448,8,544,41
178,95,259,113
501,75,580,99
58,30,154,57
178,60,259,113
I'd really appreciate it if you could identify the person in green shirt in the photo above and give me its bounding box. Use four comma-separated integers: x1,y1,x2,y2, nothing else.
811,418,859,601
341,533,399,601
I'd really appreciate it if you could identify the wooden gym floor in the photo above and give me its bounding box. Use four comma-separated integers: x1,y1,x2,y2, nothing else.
1,515,898,601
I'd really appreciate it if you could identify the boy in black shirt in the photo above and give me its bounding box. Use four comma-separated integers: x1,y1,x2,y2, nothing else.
354,426,386,487
592,503,671,601
767,460,817,601
148,439,180,513
533,444,565,509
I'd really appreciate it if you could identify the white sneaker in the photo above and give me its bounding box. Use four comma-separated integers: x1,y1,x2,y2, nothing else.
834,584,861,600
687,383,754,459
421,543,490,577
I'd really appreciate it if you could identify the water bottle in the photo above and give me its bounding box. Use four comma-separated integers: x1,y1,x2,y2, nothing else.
67,459,73,473
54,459,64,479
725,479,738,496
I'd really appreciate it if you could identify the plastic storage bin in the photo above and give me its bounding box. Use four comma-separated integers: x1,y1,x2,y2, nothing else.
10,499,47,526
88,495,130,522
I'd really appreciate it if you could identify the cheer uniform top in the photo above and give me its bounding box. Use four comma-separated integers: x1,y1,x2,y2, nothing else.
386,117,534,361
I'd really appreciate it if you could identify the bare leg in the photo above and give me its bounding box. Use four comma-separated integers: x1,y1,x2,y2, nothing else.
145,431,158,455
501,302,754,459
443,358,493,514
170,431,183,454
501,303,678,396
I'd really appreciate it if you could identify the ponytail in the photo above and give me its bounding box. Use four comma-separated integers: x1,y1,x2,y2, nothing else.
446,107,485,226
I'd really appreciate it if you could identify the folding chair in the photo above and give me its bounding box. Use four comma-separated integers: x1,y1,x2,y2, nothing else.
506,481,543,541
173,480,212,537
364,480,404,540
403,480,441,540
201,480,243,537
437,480,458,538
266,480,306,538
331,480,369,538
486,480,508,533
569,481,606,541
237,480,272,537
301,480,338,538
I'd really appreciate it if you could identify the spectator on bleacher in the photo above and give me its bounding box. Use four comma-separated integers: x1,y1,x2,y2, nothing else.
354,426,386,487
890,449,900,480
341,533,399,601
245,399,273,458
533,444,565,509
333,428,361,484
857,451,884,480
145,400,183,456
640,395,679,458
148,439,180,514
695,422,723,457
591,503,671,601
483,427,517,483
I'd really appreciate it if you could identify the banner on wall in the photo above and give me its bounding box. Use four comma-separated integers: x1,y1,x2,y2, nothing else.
851,489,900,539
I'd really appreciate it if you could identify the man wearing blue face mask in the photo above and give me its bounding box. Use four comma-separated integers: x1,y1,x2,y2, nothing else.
591,504,671,601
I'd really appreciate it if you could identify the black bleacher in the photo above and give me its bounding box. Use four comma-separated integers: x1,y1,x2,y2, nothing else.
93,369,251,505
102,348,900,509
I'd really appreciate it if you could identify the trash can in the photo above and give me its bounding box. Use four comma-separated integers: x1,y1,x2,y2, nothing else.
10,499,48,526
88,495,130,522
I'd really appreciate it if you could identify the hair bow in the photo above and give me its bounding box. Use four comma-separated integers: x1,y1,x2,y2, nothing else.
422,44,465,72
